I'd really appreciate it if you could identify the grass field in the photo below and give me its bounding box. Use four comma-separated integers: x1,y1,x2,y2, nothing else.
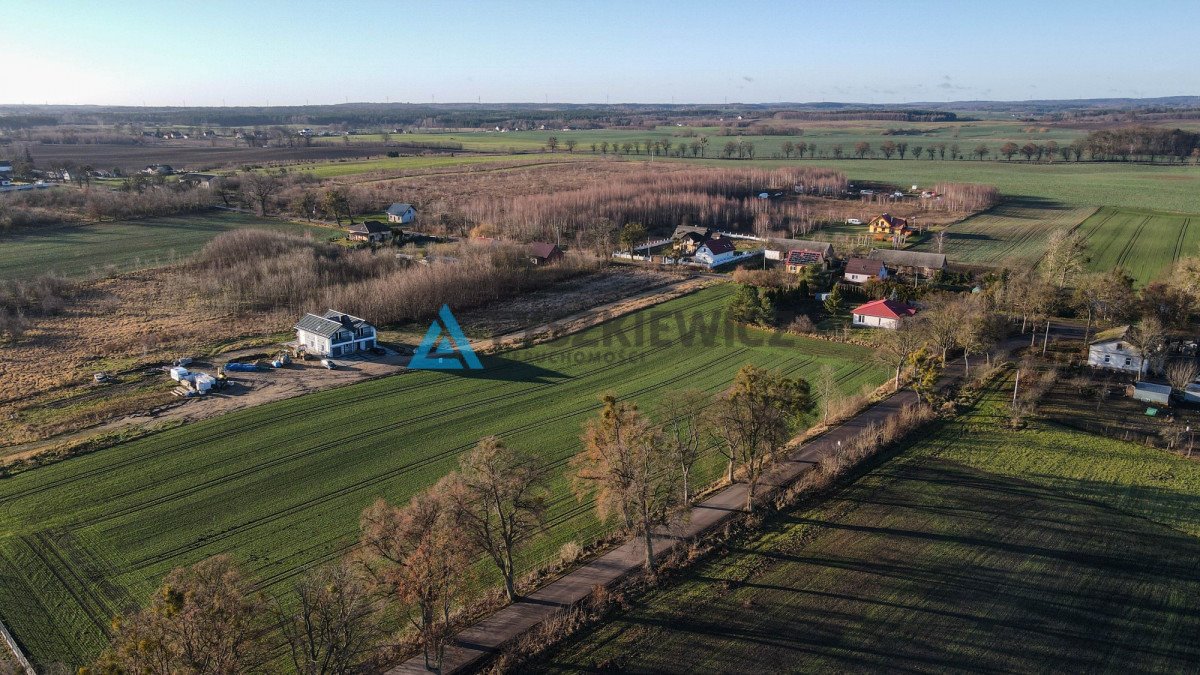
321,120,1087,157
0,212,336,280
681,157,1200,213
534,376,1200,673
281,153,568,179
911,198,1097,266
1076,207,1200,285
0,285,887,668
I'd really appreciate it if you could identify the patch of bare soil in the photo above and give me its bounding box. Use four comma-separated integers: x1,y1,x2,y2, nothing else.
455,266,687,337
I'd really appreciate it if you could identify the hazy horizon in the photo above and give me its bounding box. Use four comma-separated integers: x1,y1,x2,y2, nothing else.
3,0,1200,107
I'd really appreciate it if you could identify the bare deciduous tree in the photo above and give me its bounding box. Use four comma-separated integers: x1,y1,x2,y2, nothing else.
242,171,283,216
90,555,268,675
573,394,681,571
712,365,813,511
359,492,471,672
279,559,382,675
440,436,548,602
656,389,710,504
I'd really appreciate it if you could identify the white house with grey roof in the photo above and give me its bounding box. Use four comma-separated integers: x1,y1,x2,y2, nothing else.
386,203,416,224
295,310,377,357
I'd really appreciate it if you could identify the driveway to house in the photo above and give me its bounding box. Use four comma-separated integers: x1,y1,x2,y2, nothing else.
386,325,1072,674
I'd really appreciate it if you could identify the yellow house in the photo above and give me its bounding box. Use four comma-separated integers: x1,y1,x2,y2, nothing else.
867,213,912,240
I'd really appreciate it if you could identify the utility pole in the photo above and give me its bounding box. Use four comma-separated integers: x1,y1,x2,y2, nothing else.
1012,368,1021,406
1042,321,1051,356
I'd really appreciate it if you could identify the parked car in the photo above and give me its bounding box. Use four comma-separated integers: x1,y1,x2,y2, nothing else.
846,218,863,225
321,359,338,370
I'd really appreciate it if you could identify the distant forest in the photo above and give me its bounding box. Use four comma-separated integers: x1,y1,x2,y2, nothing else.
3,96,1198,130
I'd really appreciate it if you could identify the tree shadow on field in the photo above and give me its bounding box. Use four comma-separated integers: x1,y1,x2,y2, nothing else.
429,353,568,384
996,195,1074,215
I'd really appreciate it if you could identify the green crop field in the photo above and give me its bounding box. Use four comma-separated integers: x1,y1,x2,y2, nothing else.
0,212,336,280
0,285,886,668
534,376,1200,673
321,120,1088,158
281,153,565,178
1076,207,1200,285
911,198,1097,265
680,157,1200,213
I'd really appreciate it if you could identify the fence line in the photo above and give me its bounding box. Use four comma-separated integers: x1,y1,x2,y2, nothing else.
0,617,36,675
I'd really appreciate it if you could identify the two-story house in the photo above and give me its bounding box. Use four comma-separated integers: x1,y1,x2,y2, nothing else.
295,310,377,357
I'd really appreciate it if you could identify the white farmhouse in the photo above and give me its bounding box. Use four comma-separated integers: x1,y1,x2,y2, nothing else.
386,202,417,224
1087,325,1148,376
295,310,378,358
694,236,736,267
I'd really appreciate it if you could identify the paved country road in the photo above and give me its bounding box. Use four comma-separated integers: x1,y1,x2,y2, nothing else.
387,324,1071,674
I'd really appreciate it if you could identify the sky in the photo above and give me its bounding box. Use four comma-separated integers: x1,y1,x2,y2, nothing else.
1,0,1198,107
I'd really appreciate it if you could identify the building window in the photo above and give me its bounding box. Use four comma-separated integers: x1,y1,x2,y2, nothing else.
1125,357,1132,366
1104,355,1111,363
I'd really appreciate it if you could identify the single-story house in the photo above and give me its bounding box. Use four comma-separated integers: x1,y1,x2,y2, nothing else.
785,249,826,273
844,257,888,284
348,220,393,243
694,235,737,267
867,213,912,239
1087,325,1149,375
529,242,564,265
671,225,711,254
386,202,417,224
1131,381,1171,406
295,310,377,357
866,249,948,277
179,173,219,189
851,298,917,329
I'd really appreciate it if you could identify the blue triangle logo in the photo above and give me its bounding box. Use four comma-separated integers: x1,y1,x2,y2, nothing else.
410,305,483,370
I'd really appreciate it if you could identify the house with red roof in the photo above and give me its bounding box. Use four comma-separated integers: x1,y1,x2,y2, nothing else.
851,298,918,330
528,242,564,265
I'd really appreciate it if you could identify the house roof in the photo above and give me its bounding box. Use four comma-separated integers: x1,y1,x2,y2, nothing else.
348,220,391,234
867,249,947,269
769,238,834,258
786,249,825,266
386,202,414,215
1135,381,1171,395
845,257,884,276
672,225,710,241
295,310,372,338
872,213,908,228
852,299,918,320
1090,325,1132,345
700,237,735,255
529,242,562,259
